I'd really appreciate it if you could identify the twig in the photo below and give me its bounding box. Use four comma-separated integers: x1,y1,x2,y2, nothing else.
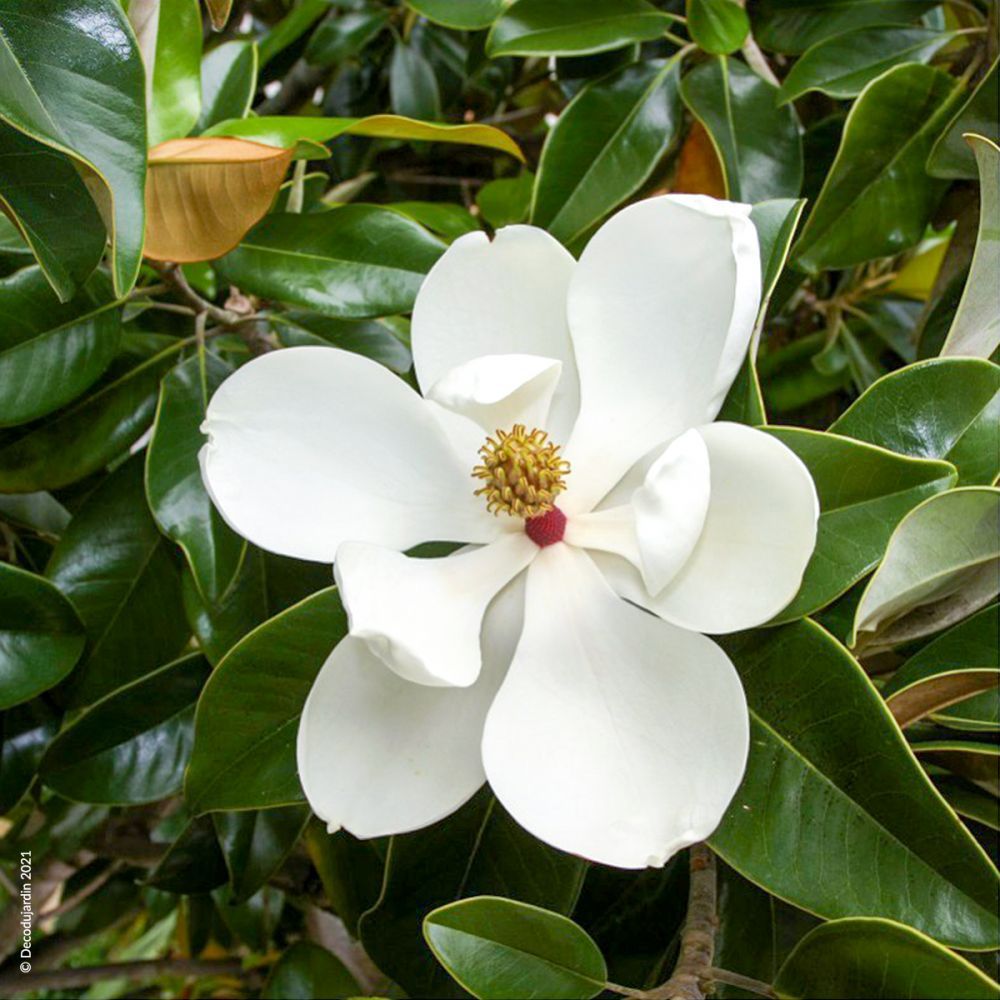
0,958,246,994
646,844,718,1000
148,262,243,327
708,968,778,998
304,906,387,996
41,862,123,922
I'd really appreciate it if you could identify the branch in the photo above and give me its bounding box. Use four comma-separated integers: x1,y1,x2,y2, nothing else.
0,958,245,995
647,844,718,1000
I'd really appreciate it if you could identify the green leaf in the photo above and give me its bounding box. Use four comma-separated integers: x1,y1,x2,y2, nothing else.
710,620,1000,950
390,40,442,121
0,701,60,812
407,0,505,30
928,58,998,179
206,114,524,162
0,0,147,294
137,0,204,146
764,428,956,623
147,813,228,894
197,40,258,132
39,653,210,804
214,805,310,904
778,25,957,104
713,862,778,998
913,740,1000,784
883,604,998,729
307,10,389,67
0,267,120,427
262,941,360,1000
531,56,682,245
793,63,959,273
680,57,803,203
271,311,412,373
935,775,1000,831
775,918,1000,999
0,338,182,492
0,124,106,302
393,201,480,241
933,688,999,734
686,0,750,55
831,358,1000,486
749,197,807,350
424,896,607,1000
752,0,938,54
146,353,245,604
257,0,330,66
46,455,189,708
216,209,444,319
0,563,85,709
361,792,587,997
941,136,1000,359
477,174,534,230
486,0,673,58
852,487,1000,649
185,588,346,813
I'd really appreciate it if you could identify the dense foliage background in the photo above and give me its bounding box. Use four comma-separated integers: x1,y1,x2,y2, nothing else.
0,0,997,997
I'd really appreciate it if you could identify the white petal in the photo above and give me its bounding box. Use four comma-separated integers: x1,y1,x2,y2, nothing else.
411,226,580,441
482,544,748,869
297,573,524,838
563,195,761,513
598,423,819,634
334,532,536,687
200,346,498,561
565,429,710,595
427,354,563,433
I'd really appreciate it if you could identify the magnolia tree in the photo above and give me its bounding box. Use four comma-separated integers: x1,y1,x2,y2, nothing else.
0,1,997,998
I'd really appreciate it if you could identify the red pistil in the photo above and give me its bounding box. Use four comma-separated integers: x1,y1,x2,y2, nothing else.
525,506,566,548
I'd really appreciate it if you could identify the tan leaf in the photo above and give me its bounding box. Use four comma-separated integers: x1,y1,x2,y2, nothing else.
144,137,293,263
887,669,999,729
670,121,727,199
203,0,234,30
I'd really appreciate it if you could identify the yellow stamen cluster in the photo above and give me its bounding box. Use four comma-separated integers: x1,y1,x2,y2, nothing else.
473,424,570,518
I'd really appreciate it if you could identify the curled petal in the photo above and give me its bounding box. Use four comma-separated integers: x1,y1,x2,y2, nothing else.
334,533,536,687
483,544,749,869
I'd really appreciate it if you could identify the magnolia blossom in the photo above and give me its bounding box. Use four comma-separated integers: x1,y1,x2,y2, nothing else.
200,195,819,868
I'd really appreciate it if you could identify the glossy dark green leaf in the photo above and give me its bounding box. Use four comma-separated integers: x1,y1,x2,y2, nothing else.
39,653,210,804
0,339,181,492
0,0,147,294
0,701,60,812
0,124,106,302
197,40,258,132
0,563,85,709
257,0,329,66
214,805,310,903
765,428,956,622
271,311,412,373
46,456,189,707
831,358,1000,486
711,620,1000,949
687,0,749,55
778,25,957,104
852,488,1000,649
933,688,1000,734
212,883,284,952
935,775,1000,831
883,605,999,729
913,740,1000,784
361,792,587,997
749,197,806,347
147,814,228,894
531,56,682,245
307,10,389,67
262,941,360,1000
394,201,479,241
216,209,444,319
185,588,346,813
425,896,607,1000
0,267,119,427
774,918,1000,999
486,0,673,58
752,0,937,54
681,57,803,203
408,0,504,30
928,58,998,179
941,136,1000,359
793,63,959,273
146,353,245,604
390,40,442,121
477,175,533,230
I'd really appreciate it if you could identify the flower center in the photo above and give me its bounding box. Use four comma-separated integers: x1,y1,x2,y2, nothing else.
472,424,570,519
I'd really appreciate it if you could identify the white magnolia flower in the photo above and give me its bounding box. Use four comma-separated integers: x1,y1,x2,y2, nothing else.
200,194,819,869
